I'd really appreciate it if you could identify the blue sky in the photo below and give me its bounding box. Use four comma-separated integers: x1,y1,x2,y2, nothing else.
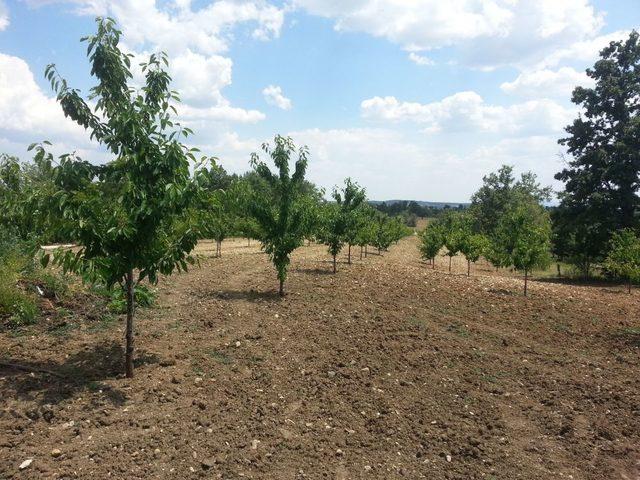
0,0,639,201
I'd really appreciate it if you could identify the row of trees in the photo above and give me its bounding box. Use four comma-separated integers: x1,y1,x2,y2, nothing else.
0,18,410,377
418,30,640,295
419,165,552,296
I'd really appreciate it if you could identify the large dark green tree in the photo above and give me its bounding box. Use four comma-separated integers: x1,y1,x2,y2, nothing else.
40,18,204,377
555,31,640,272
250,135,309,296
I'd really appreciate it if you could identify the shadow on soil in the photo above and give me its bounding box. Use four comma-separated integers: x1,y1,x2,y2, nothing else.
296,267,335,275
212,289,283,303
0,341,159,406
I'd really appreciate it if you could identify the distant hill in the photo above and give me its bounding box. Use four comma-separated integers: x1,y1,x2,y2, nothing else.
369,200,470,209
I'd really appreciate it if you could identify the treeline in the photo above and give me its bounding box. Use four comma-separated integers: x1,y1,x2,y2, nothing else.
419,165,552,296
418,30,640,294
372,200,465,226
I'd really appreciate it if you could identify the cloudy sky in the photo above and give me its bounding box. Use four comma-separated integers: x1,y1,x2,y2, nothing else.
0,1,638,201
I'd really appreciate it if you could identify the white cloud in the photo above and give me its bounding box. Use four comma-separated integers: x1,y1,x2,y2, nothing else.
21,1,282,130
501,67,594,98
27,0,285,55
408,52,434,66
534,30,631,69
361,92,575,136
294,0,604,69
0,53,89,143
262,85,293,110
0,1,8,30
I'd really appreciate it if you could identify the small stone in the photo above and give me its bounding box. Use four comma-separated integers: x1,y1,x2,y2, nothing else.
201,457,216,469
19,459,33,470
194,377,203,384
364,465,372,471
327,371,336,378
446,454,452,462
235,341,241,347
251,439,259,450
51,448,62,458
336,449,344,456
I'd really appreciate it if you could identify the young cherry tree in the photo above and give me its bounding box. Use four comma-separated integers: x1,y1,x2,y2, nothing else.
440,212,466,273
604,229,640,293
494,203,552,296
40,18,204,377
460,233,490,276
318,202,344,273
419,222,444,269
319,178,366,271
250,135,309,296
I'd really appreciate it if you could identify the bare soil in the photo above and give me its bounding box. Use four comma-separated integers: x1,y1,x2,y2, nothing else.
1,237,639,479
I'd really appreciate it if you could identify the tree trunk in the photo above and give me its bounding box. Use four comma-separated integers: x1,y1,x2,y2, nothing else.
279,277,284,297
365,245,368,257
432,258,435,269
333,254,337,274
348,244,351,265
125,270,135,378
628,279,632,294
360,245,363,260
467,259,471,277
556,262,561,277
524,269,528,297
247,237,250,247
449,256,452,273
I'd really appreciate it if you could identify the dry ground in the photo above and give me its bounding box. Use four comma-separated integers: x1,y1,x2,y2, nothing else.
1,236,639,479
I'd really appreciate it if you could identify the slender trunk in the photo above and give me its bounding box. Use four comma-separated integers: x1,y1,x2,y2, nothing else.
556,263,561,278
360,245,363,260
125,270,135,378
279,277,284,297
467,259,471,277
348,244,351,265
432,258,435,269
365,245,368,258
628,279,632,294
308,239,311,247
378,246,381,255
247,237,250,247
524,269,528,297
333,254,337,274
449,256,452,273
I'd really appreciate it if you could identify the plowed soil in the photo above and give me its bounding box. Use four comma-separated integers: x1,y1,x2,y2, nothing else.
1,237,639,479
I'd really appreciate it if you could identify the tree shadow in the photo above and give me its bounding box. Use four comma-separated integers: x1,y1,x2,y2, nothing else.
536,276,631,293
296,267,334,275
203,289,283,303
0,341,158,407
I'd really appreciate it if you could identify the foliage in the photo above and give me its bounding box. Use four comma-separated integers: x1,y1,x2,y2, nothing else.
0,153,62,243
604,229,640,292
317,178,366,270
494,202,552,294
39,17,204,377
249,135,309,295
469,165,551,236
460,233,490,275
419,221,444,265
555,31,640,271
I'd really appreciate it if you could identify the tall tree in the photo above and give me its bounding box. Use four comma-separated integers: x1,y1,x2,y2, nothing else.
470,165,551,236
555,31,640,269
40,18,203,377
249,135,309,296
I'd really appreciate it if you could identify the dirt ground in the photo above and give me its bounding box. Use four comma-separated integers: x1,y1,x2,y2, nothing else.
1,236,639,479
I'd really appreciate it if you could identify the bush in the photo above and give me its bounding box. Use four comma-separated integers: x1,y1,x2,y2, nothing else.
0,227,38,327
